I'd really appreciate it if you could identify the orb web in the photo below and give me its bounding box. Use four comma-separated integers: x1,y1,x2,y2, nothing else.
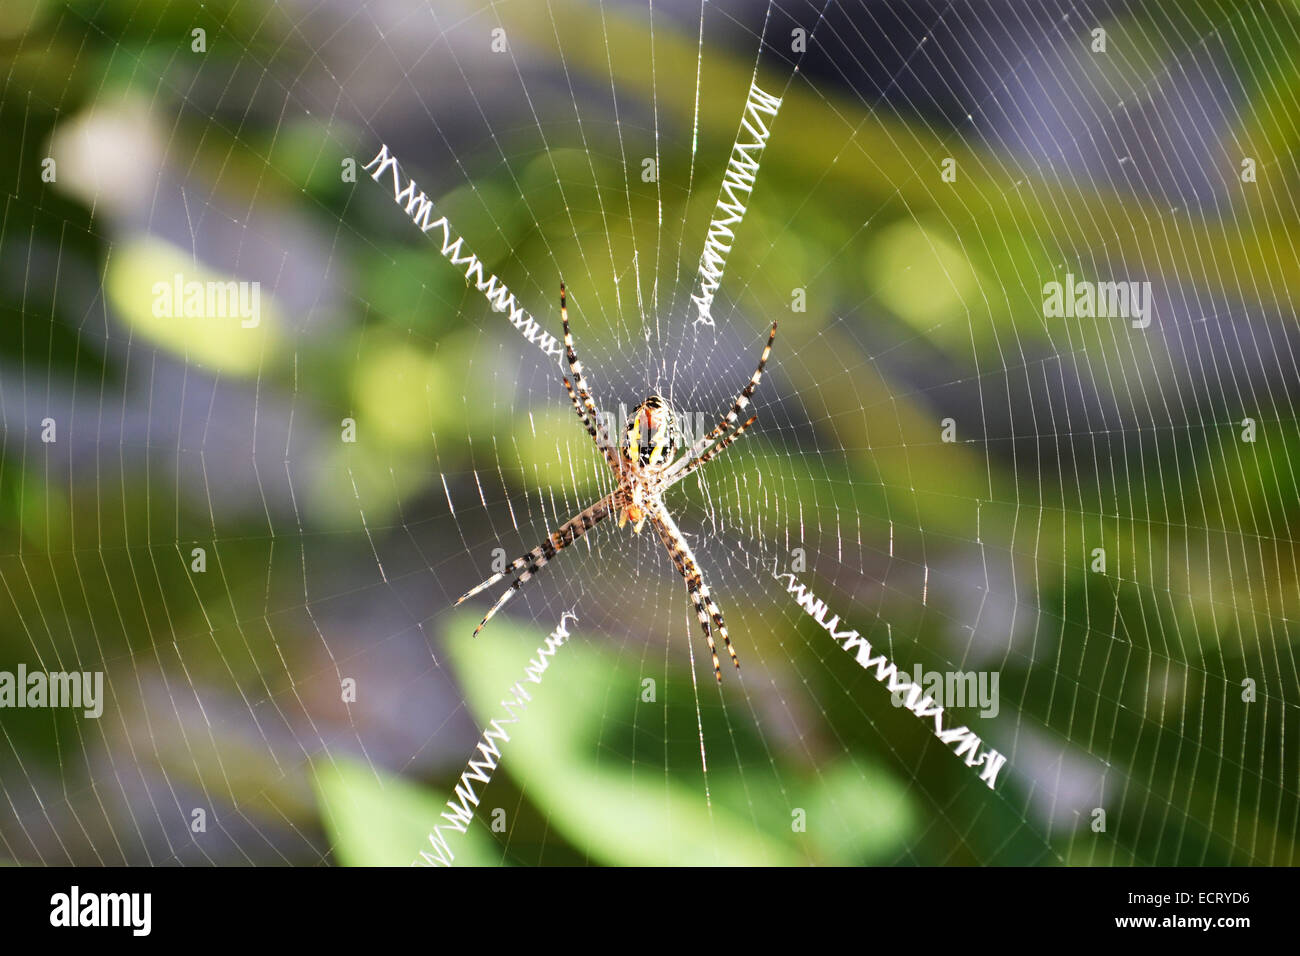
1,0,1296,866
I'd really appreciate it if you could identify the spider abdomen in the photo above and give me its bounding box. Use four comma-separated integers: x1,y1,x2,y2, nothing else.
622,395,679,469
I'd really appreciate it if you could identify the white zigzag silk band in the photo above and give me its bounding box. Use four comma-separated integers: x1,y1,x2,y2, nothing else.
414,612,578,867
777,572,1009,790
364,145,565,360
691,81,783,327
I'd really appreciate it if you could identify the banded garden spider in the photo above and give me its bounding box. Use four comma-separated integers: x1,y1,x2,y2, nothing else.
457,282,778,682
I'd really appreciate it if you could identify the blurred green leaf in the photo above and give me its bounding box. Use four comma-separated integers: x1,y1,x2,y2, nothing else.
797,758,918,863
104,236,281,375
313,756,502,867
445,611,802,865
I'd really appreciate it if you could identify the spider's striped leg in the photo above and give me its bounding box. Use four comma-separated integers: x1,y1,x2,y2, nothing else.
558,282,623,473
668,320,776,478
458,493,615,635
650,504,739,682
562,373,624,474
666,414,757,488
562,375,598,441
560,283,610,440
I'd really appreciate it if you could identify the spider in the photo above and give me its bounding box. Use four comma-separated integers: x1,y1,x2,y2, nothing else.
457,281,778,682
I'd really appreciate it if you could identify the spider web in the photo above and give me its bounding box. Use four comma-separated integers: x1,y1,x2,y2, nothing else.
1,0,1297,866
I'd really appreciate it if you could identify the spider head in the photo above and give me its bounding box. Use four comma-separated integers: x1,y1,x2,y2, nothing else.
622,395,679,471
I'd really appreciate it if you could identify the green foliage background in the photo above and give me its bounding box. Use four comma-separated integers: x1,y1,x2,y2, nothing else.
0,0,1298,865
